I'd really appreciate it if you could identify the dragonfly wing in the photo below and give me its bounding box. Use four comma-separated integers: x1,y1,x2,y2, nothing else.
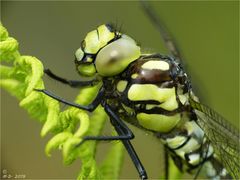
189,96,240,179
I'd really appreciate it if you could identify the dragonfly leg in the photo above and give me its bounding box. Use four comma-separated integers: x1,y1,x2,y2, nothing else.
104,103,148,180
34,86,104,112
76,104,134,146
75,103,147,179
44,68,98,87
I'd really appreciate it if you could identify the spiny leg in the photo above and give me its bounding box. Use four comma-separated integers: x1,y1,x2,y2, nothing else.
112,123,148,180
104,103,148,180
75,103,135,146
76,105,148,179
44,68,98,87
34,86,105,112
74,103,147,179
76,127,134,147
140,0,183,61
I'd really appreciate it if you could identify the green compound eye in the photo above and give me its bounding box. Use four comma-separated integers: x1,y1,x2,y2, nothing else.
95,35,141,77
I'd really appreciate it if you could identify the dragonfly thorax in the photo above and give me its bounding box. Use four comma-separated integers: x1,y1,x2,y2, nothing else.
104,54,191,133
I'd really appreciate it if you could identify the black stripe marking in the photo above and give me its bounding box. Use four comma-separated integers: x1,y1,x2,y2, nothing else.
170,135,191,150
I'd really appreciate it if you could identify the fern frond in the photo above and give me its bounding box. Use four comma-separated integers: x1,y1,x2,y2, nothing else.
0,23,124,179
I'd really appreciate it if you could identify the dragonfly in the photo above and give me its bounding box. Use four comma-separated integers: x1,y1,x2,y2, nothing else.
35,1,240,179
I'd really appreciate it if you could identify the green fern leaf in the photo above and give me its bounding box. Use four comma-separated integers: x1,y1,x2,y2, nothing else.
0,23,124,179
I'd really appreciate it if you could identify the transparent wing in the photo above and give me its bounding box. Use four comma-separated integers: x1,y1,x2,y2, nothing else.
140,0,183,61
189,96,240,179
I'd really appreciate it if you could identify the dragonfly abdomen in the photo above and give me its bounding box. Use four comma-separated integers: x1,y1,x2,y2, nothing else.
158,118,231,179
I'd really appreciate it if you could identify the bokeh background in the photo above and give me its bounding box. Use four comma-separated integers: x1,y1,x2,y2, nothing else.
1,1,239,179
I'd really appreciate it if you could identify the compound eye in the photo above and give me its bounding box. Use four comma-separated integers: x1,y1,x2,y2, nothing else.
95,35,140,76
75,47,84,61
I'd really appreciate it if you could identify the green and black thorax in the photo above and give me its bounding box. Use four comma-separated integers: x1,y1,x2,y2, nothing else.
102,54,192,129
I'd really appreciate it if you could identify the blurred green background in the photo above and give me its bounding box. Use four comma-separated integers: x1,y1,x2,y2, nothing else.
1,1,239,179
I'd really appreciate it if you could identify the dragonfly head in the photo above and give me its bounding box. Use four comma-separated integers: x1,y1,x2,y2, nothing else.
75,24,141,77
